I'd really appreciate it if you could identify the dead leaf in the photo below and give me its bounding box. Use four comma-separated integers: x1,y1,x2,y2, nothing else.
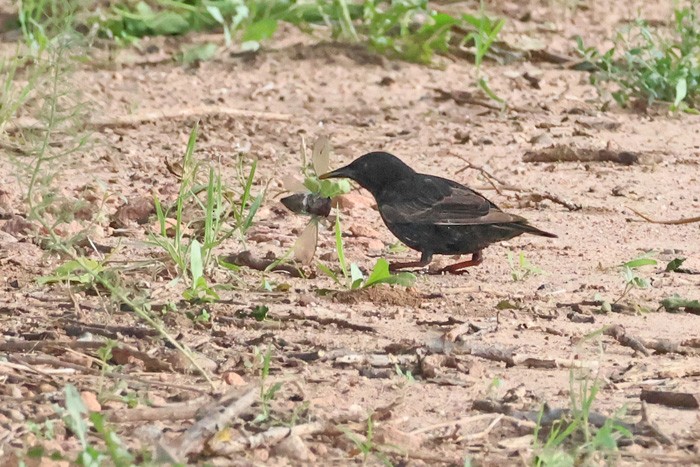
112,197,156,228
312,136,331,175
293,221,318,265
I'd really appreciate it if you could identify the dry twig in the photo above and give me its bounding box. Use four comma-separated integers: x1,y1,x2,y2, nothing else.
627,207,700,225
455,157,581,211
158,385,258,462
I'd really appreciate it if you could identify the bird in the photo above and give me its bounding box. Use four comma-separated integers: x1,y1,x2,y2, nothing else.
319,151,557,274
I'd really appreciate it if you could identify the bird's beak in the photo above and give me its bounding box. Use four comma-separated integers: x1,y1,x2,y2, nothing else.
319,166,352,180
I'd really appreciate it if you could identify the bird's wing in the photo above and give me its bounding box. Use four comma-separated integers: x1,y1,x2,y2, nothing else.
380,178,524,226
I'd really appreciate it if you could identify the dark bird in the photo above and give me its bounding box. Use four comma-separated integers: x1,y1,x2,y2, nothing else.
320,152,557,274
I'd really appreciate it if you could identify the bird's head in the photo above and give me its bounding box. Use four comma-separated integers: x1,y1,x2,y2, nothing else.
319,151,415,197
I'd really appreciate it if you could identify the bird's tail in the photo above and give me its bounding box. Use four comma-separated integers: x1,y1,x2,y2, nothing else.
518,222,558,238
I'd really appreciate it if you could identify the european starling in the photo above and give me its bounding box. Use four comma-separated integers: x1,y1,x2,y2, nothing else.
320,152,557,274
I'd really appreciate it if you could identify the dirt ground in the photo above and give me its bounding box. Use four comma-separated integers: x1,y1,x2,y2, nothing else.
1,0,700,465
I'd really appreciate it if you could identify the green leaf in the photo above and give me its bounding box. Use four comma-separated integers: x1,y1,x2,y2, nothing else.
335,215,348,278
38,259,103,285
361,259,416,288
63,385,89,448
660,294,700,312
251,305,269,321
218,258,240,272
674,77,687,107
495,299,519,310
318,179,351,198
179,42,218,64
665,257,686,272
27,446,45,458
478,78,504,103
242,193,264,233
243,18,278,43
316,262,339,284
363,257,391,287
146,11,190,35
350,263,364,289
206,5,225,24
622,257,657,269
190,239,204,284
90,412,134,466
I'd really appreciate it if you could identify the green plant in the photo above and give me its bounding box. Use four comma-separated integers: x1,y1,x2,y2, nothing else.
506,251,542,282
576,0,700,110
182,240,221,303
38,258,113,288
255,347,283,424
186,307,212,324
0,52,35,131
47,384,135,466
282,136,350,265
27,419,56,441
341,415,395,466
18,0,87,54
95,340,118,399
317,215,416,289
7,7,215,389
89,0,503,66
394,364,415,383
533,371,631,466
665,257,686,272
150,123,262,301
615,254,657,304
251,304,270,321
660,294,700,313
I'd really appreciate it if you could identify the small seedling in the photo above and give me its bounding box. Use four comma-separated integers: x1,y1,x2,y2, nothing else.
27,419,56,441
185,308,212,325
395,364,415,384
255,347,283,424
95,340,118,398
52,384,135,466
615,254,657,304
250,304,270,321
533,371,631,466
182,239,220,303
507,251,542,282
340,415,394,466
318,214,416,290
150,123,262,301
665,257,686,272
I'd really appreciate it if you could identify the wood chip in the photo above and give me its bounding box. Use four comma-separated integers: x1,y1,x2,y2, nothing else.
523,145,662,165
640,390,700,409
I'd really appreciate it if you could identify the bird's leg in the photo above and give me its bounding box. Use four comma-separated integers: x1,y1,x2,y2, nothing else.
439,250,484,275
389,251,432,271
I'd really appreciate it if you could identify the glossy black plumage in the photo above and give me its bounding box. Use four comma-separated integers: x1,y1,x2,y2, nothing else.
320,152,557,274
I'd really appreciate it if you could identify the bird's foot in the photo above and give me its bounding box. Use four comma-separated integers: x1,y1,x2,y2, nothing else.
389,252,433,272
438,251,483,275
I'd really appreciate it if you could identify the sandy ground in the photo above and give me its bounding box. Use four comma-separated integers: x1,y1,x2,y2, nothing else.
1,0,699,465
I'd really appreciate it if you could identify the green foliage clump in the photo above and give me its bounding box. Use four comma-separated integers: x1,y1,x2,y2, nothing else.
576,0,700,110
